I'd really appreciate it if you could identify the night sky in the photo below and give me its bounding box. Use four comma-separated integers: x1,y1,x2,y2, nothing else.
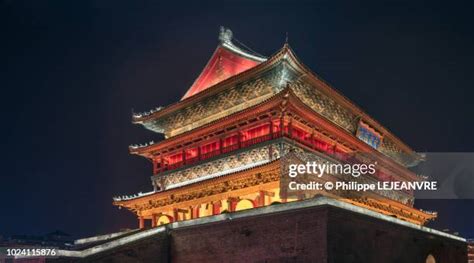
1,0,473,239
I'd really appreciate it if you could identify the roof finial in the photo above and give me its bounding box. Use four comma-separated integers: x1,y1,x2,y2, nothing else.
285,32,289,44
219,26,233,44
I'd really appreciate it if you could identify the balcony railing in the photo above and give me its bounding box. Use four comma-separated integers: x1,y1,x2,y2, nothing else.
292,135,314,149
241,134,272,148
200,149,221,160
221,144,239,154
167,161,184,171
157,130,343,174
185,156,199,165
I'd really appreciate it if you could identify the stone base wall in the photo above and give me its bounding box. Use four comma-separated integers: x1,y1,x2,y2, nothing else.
327,207,466,262
50,204,467,263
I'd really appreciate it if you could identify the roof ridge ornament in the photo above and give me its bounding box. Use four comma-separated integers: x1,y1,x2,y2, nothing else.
217,27,266,62
219,26,233,44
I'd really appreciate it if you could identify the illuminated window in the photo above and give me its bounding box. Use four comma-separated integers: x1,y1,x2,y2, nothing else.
235,199,254,211
185,148,198,159
243,124,270,140
223,134,238,147
201,141,219,154
157,215,172,225
166,153,183,164
272,120,281,133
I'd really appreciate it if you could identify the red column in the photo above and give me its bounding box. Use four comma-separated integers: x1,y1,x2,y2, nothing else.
197,146,201,161
259,191,265,207
153,159,158,174
173,209,179,221
195,205,200,218
160,155,164,172
191,205,200,219
228,198,237,212
269,117,274,139
138,217,144,229
212,201,221,215
182,149,186,165
280,114,285,136
151,214,157,227
219,138,223,153
237,131,242,148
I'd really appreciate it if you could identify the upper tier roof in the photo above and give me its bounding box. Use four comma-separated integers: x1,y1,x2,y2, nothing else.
181,27,266,100
131,27,421,164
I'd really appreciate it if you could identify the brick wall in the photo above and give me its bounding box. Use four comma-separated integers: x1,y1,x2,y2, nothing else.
49,204,467,263
327,207,466,263
170,207,328,262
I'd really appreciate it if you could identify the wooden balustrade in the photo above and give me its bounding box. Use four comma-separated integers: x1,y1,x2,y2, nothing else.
157,130,346,174
185,156,199,165
200,149,221,160
222,144,239,153
241,134,272,148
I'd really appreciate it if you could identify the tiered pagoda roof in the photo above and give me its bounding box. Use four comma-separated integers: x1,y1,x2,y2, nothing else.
115,27,434,227
130,27,421,167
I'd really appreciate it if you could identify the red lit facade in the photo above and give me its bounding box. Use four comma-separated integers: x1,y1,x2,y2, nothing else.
114,27,436,228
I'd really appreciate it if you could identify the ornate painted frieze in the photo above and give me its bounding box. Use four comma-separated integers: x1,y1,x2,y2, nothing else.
147,66,290,138
290,80,358,133
156,143,281,190
132,167,280,212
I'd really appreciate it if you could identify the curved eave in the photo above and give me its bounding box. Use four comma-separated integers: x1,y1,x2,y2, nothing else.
113,159,281,206
220,41,267,62
129,89,288,157
131,46,290,125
